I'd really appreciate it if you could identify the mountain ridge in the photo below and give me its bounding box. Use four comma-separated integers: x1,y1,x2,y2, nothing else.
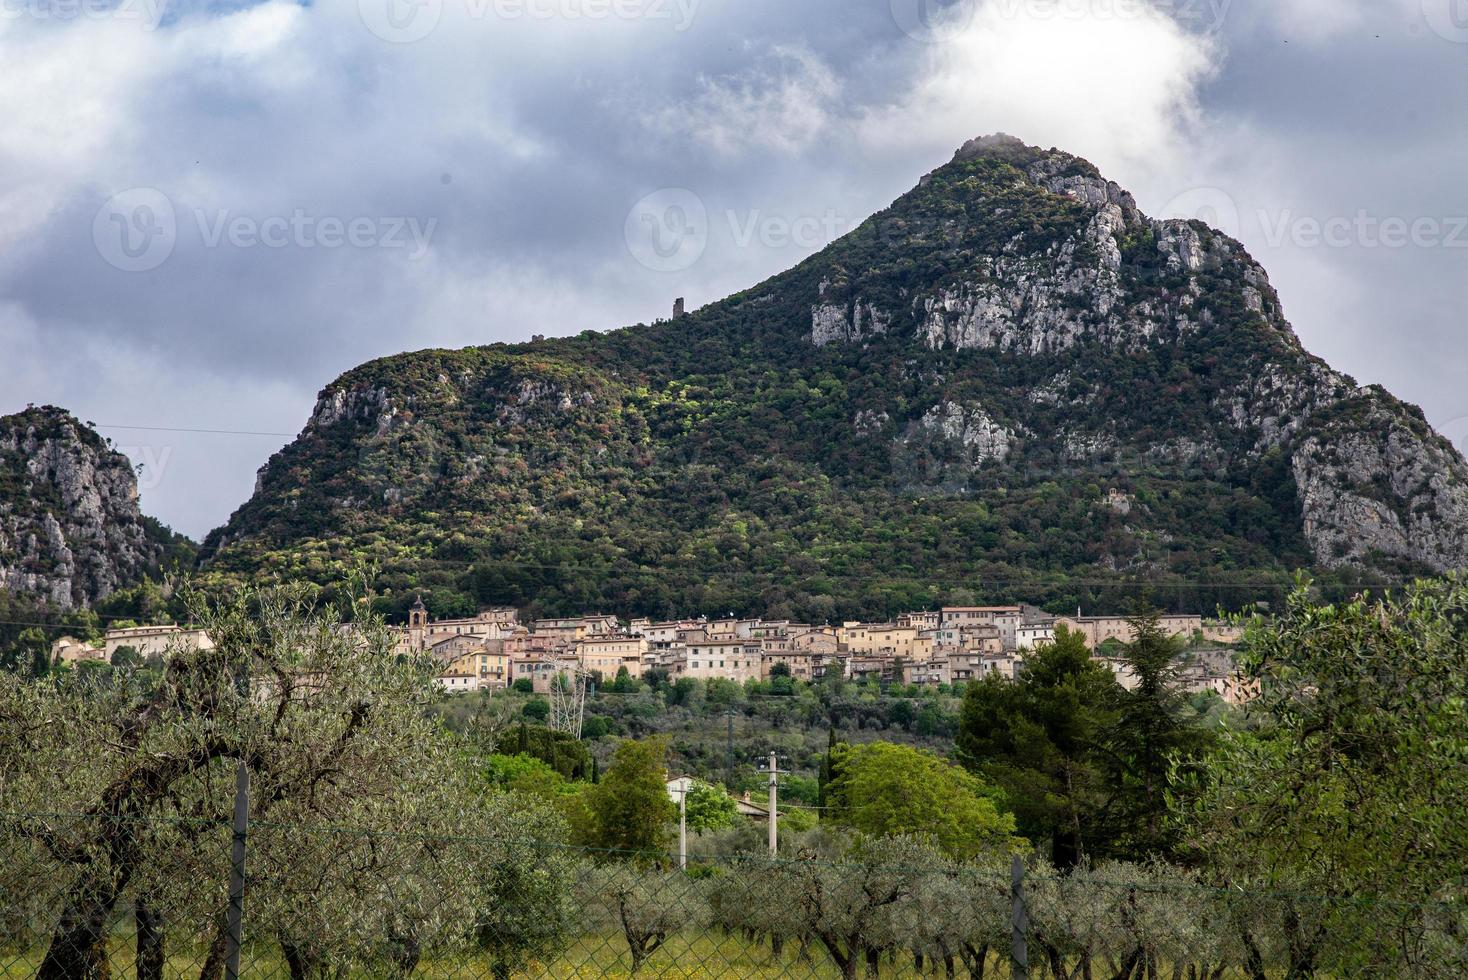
197,135,1468,619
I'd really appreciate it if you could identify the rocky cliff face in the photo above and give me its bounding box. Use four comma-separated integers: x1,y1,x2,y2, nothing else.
201,135,1468,617
0,407,166,608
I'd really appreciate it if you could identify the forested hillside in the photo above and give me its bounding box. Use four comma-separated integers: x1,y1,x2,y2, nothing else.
200,136,1468,621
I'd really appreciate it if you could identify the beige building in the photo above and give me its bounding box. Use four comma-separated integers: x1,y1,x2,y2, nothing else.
532,614,620,643
788,628,839,655
932,624,1004,654
508,656,562,693
577,636,648,677
1055,613,1204,650
400,598,520,654
839,623,929,658
897,610,940,630
104,625,213,661
676,640,763,683
51,636,105,667
940,606,1022,628
1016,623,1055,650
761,649,817,681
435,649,511,691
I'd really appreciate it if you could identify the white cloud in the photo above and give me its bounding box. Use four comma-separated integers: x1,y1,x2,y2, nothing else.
648,44,842,157
860,0,1217,182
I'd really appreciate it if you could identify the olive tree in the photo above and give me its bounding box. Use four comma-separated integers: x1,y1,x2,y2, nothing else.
0,579,507,979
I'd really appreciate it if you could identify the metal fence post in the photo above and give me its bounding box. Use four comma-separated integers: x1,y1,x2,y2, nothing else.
223,760,249,979
1011,853,1028,980
224,660,251,980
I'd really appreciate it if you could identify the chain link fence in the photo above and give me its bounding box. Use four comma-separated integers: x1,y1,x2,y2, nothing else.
0,812,1463,978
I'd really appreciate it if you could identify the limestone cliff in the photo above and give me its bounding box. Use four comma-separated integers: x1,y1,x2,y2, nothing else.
0,407,171,608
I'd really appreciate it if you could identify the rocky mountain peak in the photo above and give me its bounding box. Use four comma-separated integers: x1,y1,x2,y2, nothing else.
201,136,1468,616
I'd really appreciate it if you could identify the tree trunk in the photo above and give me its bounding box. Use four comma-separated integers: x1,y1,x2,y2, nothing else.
1241,932,1268,980
1108,947,1142,980
37,872,124,980
387,928,421,977
865,945,881,977
959,941,988,980
819,933,858,980
197,911,231,980
135,897,166,980
281,940,325,980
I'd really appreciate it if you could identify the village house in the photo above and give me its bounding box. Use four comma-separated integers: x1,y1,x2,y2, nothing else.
577,635,648,677
788,627,839,655
104,624,213,661
675,639,763,683
433,649,511,692
633,619,705,648
508,656,562,693
897,610,940,630
1016,623,1055,650
50,635,105,667
838,622,930,658
944,650,1022,683
400,597,520,654
940,606,1023,628
760,648,817,681
531,614,620,644
1054,613,1204,650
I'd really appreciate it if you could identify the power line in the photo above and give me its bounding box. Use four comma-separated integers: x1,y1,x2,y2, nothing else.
95,424,296,438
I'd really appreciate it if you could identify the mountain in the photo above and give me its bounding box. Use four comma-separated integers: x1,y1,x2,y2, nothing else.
200,135,1468,620
0,407,186,609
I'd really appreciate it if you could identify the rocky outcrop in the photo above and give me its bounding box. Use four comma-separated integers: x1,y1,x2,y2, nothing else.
810,296,891,346
1290,393,1468,569
0,407,164,608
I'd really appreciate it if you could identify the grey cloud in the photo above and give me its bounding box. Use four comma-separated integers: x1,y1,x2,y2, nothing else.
1,0,1464,538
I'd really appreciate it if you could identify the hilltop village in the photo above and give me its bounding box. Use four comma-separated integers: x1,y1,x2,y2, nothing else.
73,601,1247,703
407,602,1252,701
51,601,1253,702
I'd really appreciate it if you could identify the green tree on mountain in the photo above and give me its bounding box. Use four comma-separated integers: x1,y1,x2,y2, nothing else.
1100,605,1215,860
956,625,1116,870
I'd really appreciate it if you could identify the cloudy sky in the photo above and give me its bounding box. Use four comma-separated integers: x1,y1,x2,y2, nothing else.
2,0,1466,539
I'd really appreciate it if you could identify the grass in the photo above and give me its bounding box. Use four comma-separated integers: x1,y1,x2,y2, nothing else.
0,931,1025,978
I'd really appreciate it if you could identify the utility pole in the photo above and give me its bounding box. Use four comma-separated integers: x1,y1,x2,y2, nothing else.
677,778,688,871
760,751,788,857
725,710,735,787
